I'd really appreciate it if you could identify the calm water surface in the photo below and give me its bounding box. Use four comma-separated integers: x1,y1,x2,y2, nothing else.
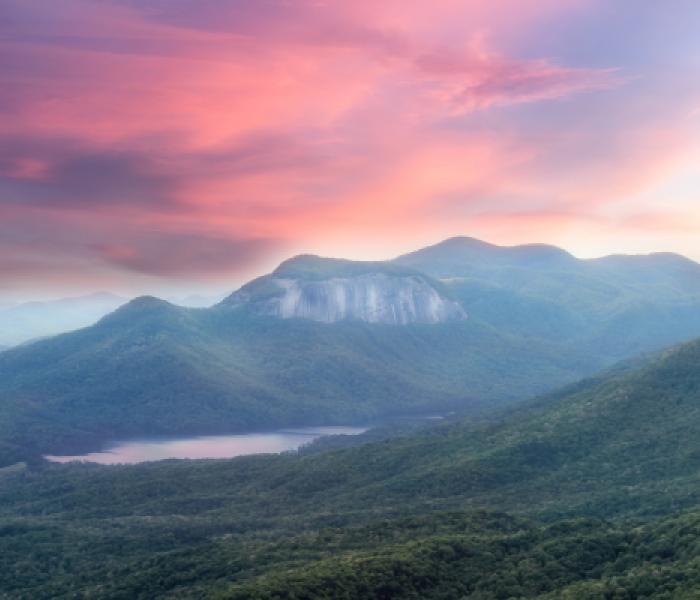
45,426,368,465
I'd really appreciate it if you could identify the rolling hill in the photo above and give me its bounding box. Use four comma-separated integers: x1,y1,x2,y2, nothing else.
4,332,700,596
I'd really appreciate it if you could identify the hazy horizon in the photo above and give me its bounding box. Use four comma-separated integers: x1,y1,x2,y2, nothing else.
2,233,700,304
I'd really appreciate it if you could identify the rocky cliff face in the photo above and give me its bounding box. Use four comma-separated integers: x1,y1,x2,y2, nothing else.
222,257,467,325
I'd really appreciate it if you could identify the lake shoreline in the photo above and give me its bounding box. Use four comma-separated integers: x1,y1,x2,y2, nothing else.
43,414,448,465
44,425,372,465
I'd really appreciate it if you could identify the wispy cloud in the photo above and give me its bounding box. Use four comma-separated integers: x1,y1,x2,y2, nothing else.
1,0,698,295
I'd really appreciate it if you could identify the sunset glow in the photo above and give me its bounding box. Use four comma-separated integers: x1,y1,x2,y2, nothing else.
2,0,700,298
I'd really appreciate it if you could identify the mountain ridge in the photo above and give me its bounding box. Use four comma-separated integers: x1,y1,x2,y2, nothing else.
3,236,700,465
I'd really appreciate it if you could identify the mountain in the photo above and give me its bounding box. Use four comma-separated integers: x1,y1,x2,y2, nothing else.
3,237,700,465
293,335,700,521
222,255,467,324
0,292,128,346
194,333,700,522
395,236,579,275
395,237,700,358
0,290,586,467
4,334,700,596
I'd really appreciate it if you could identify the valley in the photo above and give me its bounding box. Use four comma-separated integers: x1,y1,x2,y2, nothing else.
4,333,700,596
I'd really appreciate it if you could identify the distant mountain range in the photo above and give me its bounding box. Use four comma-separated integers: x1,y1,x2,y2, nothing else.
397,236,700,359
0,292,229,347
0,292,128,346
2,236,700,464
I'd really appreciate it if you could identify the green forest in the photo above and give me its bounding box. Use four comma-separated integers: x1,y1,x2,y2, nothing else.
4,336,700,597
4,0,700,595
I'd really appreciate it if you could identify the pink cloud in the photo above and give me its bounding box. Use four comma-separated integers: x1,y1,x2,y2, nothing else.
3,0,699,294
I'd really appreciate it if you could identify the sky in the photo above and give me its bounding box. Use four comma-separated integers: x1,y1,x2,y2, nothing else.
1,0,700,300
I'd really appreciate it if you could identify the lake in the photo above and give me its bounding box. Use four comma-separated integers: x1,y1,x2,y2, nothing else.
44,426,369,465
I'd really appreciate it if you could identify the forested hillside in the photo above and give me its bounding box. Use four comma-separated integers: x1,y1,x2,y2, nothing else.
0,294,586,467
3,335,700,596
396,237,700,360
4,238,700,466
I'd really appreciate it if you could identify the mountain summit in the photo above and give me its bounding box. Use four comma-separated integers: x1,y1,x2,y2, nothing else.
221,255,467,325
394,236,577,276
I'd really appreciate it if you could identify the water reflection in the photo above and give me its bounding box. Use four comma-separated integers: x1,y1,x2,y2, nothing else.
45,426,368,465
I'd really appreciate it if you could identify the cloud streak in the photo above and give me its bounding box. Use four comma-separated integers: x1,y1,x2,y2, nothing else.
1,0,698,296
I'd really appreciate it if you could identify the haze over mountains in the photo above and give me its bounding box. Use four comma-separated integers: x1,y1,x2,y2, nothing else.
398,237,700,359
2,236,700,467
0,292,127,346
0,292,227,347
